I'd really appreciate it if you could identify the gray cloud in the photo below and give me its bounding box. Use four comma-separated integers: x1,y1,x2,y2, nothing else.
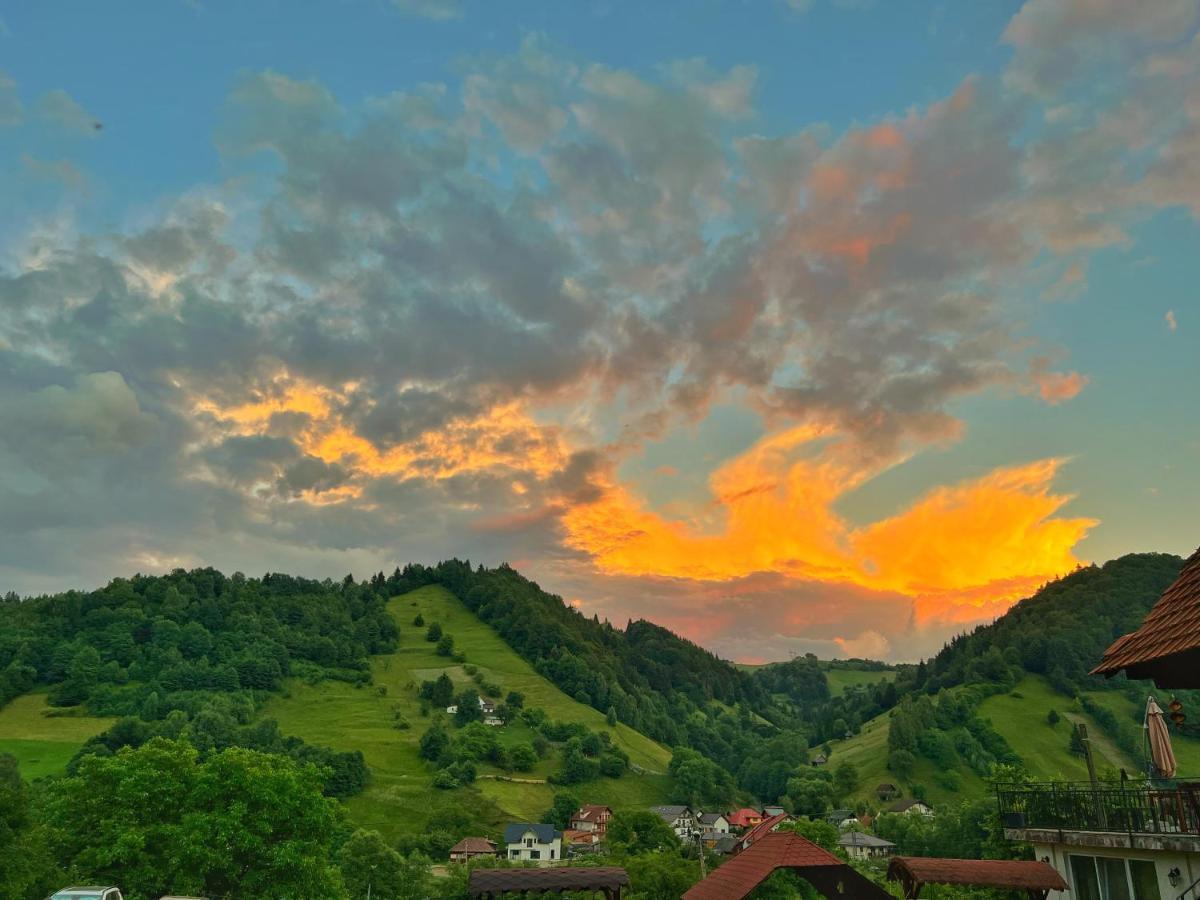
2,13,1189,658
34,88,98,134
0,71,20,125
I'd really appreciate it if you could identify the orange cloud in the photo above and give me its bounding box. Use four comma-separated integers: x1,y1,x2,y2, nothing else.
193,376,571,491
562,426,1096,626
1028,356,1089,405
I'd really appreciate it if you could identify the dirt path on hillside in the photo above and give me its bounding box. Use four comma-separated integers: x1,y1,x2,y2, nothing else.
1062,711,1137,772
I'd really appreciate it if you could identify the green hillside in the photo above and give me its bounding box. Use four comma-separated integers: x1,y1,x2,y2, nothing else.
0,692,114,779
262,585,673,842
828,672,1200,812
826,668,896,698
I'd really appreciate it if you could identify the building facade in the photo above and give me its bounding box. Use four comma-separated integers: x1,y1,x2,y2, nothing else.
504,823,562,864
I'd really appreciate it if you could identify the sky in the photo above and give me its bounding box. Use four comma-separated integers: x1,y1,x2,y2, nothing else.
1,0,1198,664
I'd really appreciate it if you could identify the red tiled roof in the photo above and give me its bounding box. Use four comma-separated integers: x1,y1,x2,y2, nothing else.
572,804,610,822
449,837,496,854
727,807,763,827
563,829,598,844
887,857,1068,891
736,813,788,850
1092,546,1200,686
682,832,842,900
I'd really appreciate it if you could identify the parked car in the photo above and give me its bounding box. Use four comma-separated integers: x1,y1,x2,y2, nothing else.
47,889,124,900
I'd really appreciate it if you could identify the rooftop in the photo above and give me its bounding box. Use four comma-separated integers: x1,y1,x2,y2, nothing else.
1092,545,1200,688
887,856,1068,892
839,832,895,848
502,823,559,844
467,866,629,897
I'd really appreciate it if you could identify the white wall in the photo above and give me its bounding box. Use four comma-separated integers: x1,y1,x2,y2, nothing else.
1034,840,1199,898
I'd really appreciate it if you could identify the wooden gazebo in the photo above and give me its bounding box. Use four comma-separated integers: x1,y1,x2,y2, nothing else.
467,866,630,898
887,856,1068,899
683,831,892,899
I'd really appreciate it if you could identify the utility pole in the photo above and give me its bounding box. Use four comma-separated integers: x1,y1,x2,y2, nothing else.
693,830,706,880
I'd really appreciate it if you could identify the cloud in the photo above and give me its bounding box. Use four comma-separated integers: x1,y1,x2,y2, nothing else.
2,25,1176,659
1028,356,1089,404
1167,309,1178,331
34,88,98,134
392,0,461,20
1003,0,1198,95
0,71,20,125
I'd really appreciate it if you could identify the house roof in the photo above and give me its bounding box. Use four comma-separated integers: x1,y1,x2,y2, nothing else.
467,867,629,897
738,813,788,849
838,832,895,848
503,823,559,844
563,829,597,844
887,857,1068,892
698,812,727,825
449,837,496,854
713,834,741,854
727,807,763,826
650,805,690,821
762,806,786,817
826,808,854,820
888,799,931,813
1092,546,1200,688
573,804,610,821
683,832,892,900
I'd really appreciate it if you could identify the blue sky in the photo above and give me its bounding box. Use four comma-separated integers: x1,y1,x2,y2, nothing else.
1,0,1197,662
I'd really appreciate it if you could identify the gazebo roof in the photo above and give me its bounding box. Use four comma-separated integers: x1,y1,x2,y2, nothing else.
887,856,1068,892
683,832,891,900
1092,546,1200,688
467,866,629,896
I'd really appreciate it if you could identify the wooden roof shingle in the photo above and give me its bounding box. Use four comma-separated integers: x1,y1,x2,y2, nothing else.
1092,546,1200,688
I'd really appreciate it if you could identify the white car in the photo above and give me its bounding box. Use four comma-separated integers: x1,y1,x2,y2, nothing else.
47,889,123,900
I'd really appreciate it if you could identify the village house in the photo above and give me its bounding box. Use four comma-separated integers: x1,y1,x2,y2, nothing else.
563,829,600,853
876,783,900,801
570,804,613,838
826,808,858,830
997,544,1200,900
696,812,730,846
727,807,764,831
483,714,503,726
838,832,896,861
504,823,562,864
762,806,787,819
448,837,497,863
810,753,828,767
650,805,697,839
888,798,935,818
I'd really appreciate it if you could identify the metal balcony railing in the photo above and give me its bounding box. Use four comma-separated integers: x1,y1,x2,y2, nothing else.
995,780,1200,837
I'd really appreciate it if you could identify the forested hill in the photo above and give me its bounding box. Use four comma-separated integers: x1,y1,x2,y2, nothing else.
919,552,1185,695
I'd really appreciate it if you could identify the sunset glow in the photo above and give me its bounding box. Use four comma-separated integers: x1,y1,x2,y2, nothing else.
2,0,1197,662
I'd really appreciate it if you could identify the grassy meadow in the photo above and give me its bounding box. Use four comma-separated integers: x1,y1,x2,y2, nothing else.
825,668,896,698
261,585,673,842
0,692,115,779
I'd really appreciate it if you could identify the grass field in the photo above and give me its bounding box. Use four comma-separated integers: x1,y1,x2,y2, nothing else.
1081,689,1200,775
0,692,115,779
826,668,896,698
825,674,1152,810
262,585,673,842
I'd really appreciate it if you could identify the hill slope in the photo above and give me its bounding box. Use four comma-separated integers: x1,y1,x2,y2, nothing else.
261,585,673,842
829,672,1200,810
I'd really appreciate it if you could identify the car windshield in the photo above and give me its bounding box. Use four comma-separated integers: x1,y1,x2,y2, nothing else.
51,893,104,900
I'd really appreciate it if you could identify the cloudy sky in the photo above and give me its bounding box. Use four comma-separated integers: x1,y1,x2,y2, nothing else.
1,0,1198,663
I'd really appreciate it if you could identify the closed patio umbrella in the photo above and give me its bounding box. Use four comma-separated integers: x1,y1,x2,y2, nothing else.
1146,696,1177,779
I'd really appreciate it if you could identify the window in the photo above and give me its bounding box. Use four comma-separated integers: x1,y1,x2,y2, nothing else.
550,849,556,859
530,849,540,860
1069,855,1162,900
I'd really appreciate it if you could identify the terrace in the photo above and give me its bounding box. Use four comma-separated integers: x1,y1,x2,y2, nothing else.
997,780,1200,852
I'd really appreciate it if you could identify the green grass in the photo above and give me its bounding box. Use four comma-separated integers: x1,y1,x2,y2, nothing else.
262,585,673,842
826,669,895,698
1080,689,1200,775
978,676,1132,779
0,692,115,779
825,674,1145,810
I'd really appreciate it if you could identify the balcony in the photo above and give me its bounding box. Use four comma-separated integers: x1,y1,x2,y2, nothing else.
996,780,1200,853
